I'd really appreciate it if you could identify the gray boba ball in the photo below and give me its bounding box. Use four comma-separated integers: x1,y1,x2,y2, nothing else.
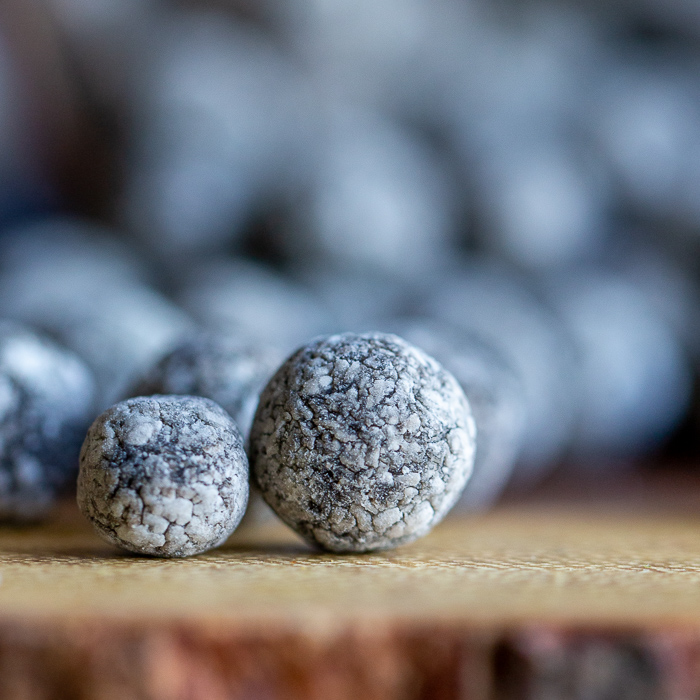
541,269,691,458
77,395,249,557
283,107,456,279
250,332,476,552
421,259,578,482
133,333,283,441
0,321,96,520
0,219,193,408
392,318,526,510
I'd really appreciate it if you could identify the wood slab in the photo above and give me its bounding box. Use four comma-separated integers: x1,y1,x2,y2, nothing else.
2,471,700,699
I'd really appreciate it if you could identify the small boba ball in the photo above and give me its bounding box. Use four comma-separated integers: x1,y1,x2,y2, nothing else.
77,396,249,557
133,333,283,441
0,321,95,520
392,318,526,510
250,332,476,552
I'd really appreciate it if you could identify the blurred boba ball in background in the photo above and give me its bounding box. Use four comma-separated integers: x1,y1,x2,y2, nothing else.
263,0,469,121
421,258,579,483
281,107,458,279
541,268,692,460
301,266,418,335
178,258,332,354
0,321,95,521
0,218,193,408
121,9,314,265
133,332,283,442
593,56,700,224
474,136,611,270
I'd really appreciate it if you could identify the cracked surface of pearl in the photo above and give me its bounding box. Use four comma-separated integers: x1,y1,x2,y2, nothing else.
250,332,476,552
78,395,248,557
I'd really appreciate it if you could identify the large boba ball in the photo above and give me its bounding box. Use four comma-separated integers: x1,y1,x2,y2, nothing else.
0,321,95,520
250,332,476,552
77,395,249,557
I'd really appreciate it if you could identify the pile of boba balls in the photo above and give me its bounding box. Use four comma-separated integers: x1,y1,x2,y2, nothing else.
0,0,698,555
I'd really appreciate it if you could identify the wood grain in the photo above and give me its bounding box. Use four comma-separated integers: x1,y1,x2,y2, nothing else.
2,475,700,699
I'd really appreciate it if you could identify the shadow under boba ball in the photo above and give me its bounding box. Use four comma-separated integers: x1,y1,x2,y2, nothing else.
250,332,476,552
77,395,249,557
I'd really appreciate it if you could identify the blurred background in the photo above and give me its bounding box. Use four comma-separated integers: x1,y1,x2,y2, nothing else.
1,0,700,506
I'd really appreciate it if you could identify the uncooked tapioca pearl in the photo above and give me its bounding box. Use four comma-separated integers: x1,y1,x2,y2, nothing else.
132,333,283,441
541,269,691,459
392,318,526,510
77,395,249,557
421,258,578,483
281,108,455,280
249,332,476,552
0,218,193,408
0,321,95,521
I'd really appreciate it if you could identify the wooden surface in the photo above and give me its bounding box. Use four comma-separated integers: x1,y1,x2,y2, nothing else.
3,471,700,699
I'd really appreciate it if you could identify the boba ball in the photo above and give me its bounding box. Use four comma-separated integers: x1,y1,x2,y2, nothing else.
250,332,476,552
77,395,249,557
541,269,692,458
421,258,578,482
0,219,193,408
283,107,456,279
0,321,95,520
133,332,283,441
393,318,526,510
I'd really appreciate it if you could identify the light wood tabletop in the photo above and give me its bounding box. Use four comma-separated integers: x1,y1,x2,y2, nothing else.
1,470,700,699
